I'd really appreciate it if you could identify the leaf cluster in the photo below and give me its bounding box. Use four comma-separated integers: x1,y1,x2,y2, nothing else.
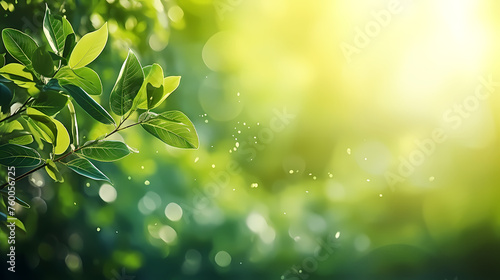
0,5,199,231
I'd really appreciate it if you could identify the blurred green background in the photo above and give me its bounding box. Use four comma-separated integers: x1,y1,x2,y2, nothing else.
2,0,500,279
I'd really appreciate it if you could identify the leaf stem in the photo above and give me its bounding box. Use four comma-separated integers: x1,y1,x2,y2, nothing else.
0,97,32,124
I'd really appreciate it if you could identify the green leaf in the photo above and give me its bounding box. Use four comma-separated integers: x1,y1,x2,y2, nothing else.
134,64,163,110
54,66,102,95
0,120,32,145
62,84,115,125
30,90,69,116
0,143,42,167
1,28,38,68
44,78,64,91
0,82,13,112
25,118,45,149
0,189,31,208
62,17,74,40
26,107,57,144
53,117,70,155
139,111,199,149
32,46,55,76
62,33,76,59
45,159,64,182
0,63,35,88
66,157,110,182
77,140,132,162
68,23,108,69
109,50,144,115
43,5,65,55
0,53,5,67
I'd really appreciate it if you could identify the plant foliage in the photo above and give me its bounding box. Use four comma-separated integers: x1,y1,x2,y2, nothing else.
0,5,198,231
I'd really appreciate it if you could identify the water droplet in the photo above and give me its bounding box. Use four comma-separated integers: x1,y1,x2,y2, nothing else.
212,164,216,168
289,170,294,174
328,173,333,178
347,148,351,155
86,183,90,187
366,179,370,182
237,92,240,96
237,130,241,134
313,176,317,180
141,166,145,169
96,227,101,232
127,176,132,180
115,230,118,234
243,122,246,125
144,180,150,186
251,183,259,188
335,231,341,239
235,142,240,148
194,157,199,163
73,202,77,206
379,194,383,197
205,119,208,123
257,122,260,125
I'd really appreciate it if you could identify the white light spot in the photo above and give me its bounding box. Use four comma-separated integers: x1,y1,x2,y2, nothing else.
159,225,177,244
165,203,183,221
99,184,117,203
214,251,231,267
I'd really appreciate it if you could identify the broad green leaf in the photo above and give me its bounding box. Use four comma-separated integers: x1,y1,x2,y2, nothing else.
1,28,38,67
55,66,102,95
0,120,32,145
43,5,65,55
62,17,74,39
25,118,46,149
0,143,42,167
109,50,144,115
0,189,30,208
62,33,76,59
66,157,110,182
77,140,131,162
143,76,181,110
32,46,54,76
0,83,13,112
53,118,70,155
30,90,68,116
0,53,5,67
68,23,108,69
0,63,35,88
63,84,115,125
134,63,163,110
45,159,64,182
26,107,57,144
0,215,27,232
139,111,199,149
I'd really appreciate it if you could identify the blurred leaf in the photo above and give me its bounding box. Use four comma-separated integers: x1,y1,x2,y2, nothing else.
45,159,64,182
0,189,31,208
110,50,144,115
44,78,65,91
68,23,108,69
43,5,65,55
1,28,38,68
26,107,57,144
77,140,131,162
52,117,70,155
30,90,68,116
0,143,42,167
65,157,110,182
0,53,5,67
139,111,199,149
134,63,163,110
32,46,55,76
62,84,115,125
0,63,35,88
0,82,13,112
55,66,102,95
